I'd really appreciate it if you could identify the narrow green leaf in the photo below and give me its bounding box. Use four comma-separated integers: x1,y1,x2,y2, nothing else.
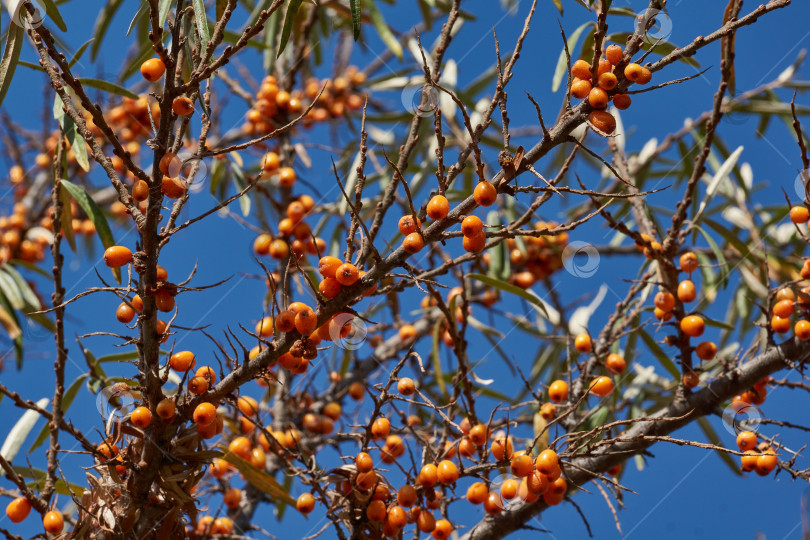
126,4,146,37
221,451,296,504
552,22,591,93
365,0,402,59
78,78,139,100
30,375,88,452
1,398,49,462
486,211,509,281
229,161,251,217
192,0,211,50
278,0,304,57
34,0,67,32
13,466,84,496
695,225,729,289
350,0,362,40
551,0,563,14
58,184,76,253
467,273,549,318
17,60,46,73
158,0,173,28
696,417,741,475
2,266,39,309
91,0,125,60
61,180,119,283
432,319,447,398
0,23,24,109
0,270,24,309
638,329,680,379
68,39,94,68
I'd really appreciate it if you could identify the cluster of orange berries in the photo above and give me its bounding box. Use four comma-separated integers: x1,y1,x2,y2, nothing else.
734,429,778,476
0,202,49,264
497,223,568,289
243,68,366,136
253,193,321,262
570,44,653,134
4,497,64,534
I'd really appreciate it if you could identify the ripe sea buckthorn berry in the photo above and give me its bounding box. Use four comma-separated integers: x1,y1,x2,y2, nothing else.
773,299,795,318
588,110,616,134
510,453,534,477
399,215,420,235
419,464,438,488
161,176,186,199
778,287,796,302
155,289,175,312
597,72,618,91
97,441,119,460
156,320,169,342
469,423,489,446
682,371,700,389
403,232,424,253
501,478,519,500
432,519,452,540
156,398,175,420
680,251,699,273
437,460,459,484
188,376,209,395
790,206,810,224
140,58,165,81
463,231,487,253
250,447,266,468
262,152,280,173
772,315,791,334
535,449,559,476
348,381,364,401
196,366,216,383
571,78,592,99
287,201,306,223
228,436,252,460
356,470,377,491
237,396,258,417
571,59,592,80
548,380,568,403
597,58,612,76
680,315,705,337
540,402,556,420
397,377,415,396
131,406,152,428
371,417,391,439
255,316,274,337
612,93,631,110
484,492,503,515
294,308,318,336
695,341,717,360
253,234,272,256
524,470,547,495
278,167,296,188
355,452,374,473
398,485,417,507
606,353,626,374
5,497,31,523
654,307,672,321
637,66,652,84
756,448,777,474
589,376,614,397
467,482,488,504
275,310,296,333
461,215,484,238
335,263,360,286
318,256,342,278
43,510,64,534
473,181,497,206
678,280,697,302
104,246,132,268
172,96,194,116
491,436,514,461
574,333,592,353
605,44,623,65
624,63,643,82
588,87,609,109
740,450,758,471
427,195,449,220
224,488,242,510
795,319,810,340
736,431,757,451
654,291,675,312
170,350,195,371
116,302,136,323
194,402,217,426
132,180,149,202
388,505,407,529
398,324,417,341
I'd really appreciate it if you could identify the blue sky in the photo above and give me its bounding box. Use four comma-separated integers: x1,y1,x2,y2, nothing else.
2,0,810,538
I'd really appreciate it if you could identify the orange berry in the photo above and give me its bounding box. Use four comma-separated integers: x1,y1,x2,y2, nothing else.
397,377,416,396
589,376,614,397
680,252,699,273
571,59,592,80
432,519,452,540
588,110,616,134
548,380,568,403
355,470,377,491
318,256,342,278
294,308,318,336
540,402,556,420
296,492,315,514
772,315,791,334
773,299,795,319
419,464,438,488
172,96,194,116
790,206,810,224
526,470,548,495
796,319,810,340
736,431,757,451
371,417,391,439
188,376,209,395
605,44,623,65
605,353,626,374
490,436,514,461
510,453,534,477
535,449,559,476
469,423,489,446
194,402,217,426
466,482,488,504
427,195,449,220
483,491,503,515
597,72,618,91
103,246,132,268
387,505,407,529
678,280,697,302
228,436,252,460
403,232,424,253
43,510,64,534
397,484,417,507
740,450,758,472
132,179,149,202
5,497,31,523
612,93,631,110
680,315,705,337
278,167,296,188
461,215,484,238
398,215,420,235
473,181,497,207
437,460,459,484
756,448,778,474
156,398,175,420
501,478,519,500
116,302,136,323
571,78,592,99
624,63,643,82
462,230,487,253
335,263,360,286
588,87,609,109
695,341,717,360
262,152,280,173
131,406,152,428
637,66,652,84
170,350,195,372
574,333,592,353
140,58,166,82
